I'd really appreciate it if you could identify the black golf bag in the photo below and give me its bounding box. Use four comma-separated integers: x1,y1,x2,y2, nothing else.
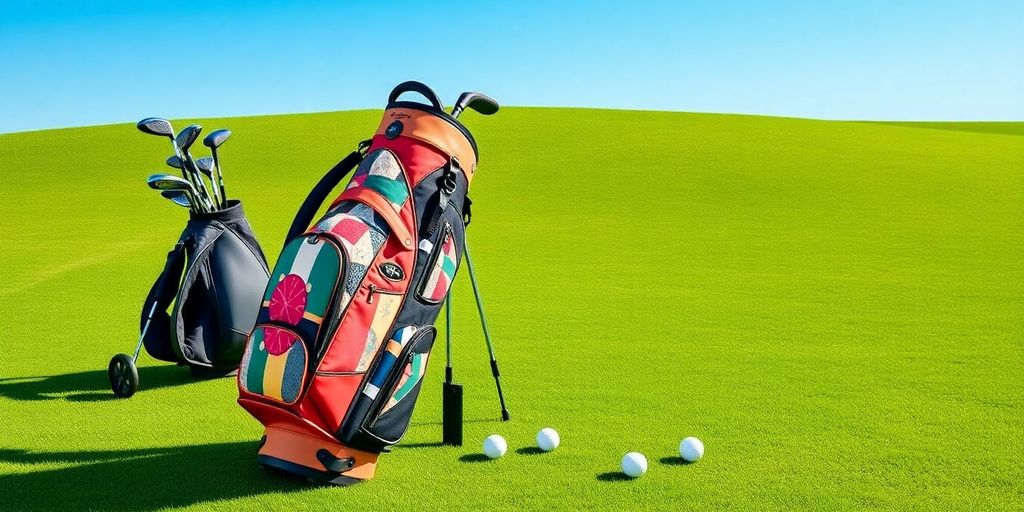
108,201,269,397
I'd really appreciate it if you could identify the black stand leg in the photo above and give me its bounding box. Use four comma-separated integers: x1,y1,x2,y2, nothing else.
442,296,463,445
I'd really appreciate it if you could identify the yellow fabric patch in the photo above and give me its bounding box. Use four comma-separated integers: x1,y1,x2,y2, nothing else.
262,352,288,401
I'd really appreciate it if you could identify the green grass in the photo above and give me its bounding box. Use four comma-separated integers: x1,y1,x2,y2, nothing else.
0,109,1021,511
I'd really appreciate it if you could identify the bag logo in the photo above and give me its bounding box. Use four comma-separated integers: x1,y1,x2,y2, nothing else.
379,262,404,281
385,121,403,139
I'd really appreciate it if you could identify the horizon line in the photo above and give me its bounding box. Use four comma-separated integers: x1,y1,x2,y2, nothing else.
2,106,1021,137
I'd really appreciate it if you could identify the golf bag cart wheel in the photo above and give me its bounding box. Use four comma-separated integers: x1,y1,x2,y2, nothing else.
108,353,139,398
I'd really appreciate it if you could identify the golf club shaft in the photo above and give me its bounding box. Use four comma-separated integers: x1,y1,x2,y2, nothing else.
211,148,227,209
168,144,210,212
204,164,222,207
464,242,510,421
183,153,215,210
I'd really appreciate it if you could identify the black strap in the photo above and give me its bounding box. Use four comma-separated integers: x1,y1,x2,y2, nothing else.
284,145,367,248
425,158,460,237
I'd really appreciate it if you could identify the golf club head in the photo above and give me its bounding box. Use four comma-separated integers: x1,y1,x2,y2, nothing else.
160,190,192,208
196,157,215,177
147,173,195,193
137,117,175,138
175,124,202,152
203,129,232,149
165,155,184,170
451,92,499,118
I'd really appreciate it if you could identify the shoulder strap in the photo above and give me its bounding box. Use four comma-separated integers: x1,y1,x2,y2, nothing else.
284,142,369,248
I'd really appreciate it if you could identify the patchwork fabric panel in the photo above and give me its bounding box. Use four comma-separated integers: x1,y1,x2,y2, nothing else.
240,326,307,404
382,352,429,414
263,236,340,341
362,325,418,400
316,202,391,309
419,226,457,303
358,292,402,372
345,149,409,213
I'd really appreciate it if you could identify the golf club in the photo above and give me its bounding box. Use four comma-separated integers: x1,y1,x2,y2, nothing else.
160,189,193,210
165,155,184,170
147,173,206,213
138,118,213,210
174,124,215,210
203,129,231,209
195,157,223,207
450,92,499,118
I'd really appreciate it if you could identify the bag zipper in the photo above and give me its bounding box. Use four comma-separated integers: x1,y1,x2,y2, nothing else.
367,284,402,304
416,222,453,304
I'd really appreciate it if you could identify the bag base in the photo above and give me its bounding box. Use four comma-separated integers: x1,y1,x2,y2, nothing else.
257,424,378,485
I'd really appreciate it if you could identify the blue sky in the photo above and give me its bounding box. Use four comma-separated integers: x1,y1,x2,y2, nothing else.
0,0,1020,133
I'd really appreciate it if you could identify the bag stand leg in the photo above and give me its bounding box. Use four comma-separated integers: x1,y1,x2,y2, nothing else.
464,243,511,422
441,242,510,444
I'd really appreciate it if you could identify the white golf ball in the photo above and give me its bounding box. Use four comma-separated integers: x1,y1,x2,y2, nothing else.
679,436,704,462
536,428,560,452
620,452,648,478
482,434,507,459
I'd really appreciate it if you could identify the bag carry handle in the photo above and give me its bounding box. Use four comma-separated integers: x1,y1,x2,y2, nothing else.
388,81,444,111
284,142,369,248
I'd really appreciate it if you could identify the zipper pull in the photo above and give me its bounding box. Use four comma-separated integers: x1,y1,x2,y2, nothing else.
367,284,377,304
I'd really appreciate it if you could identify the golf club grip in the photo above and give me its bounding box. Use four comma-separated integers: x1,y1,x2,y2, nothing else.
387,81,443,111
284,151,362,248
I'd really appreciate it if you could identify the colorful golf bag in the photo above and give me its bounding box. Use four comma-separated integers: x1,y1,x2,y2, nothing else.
237,82,489,484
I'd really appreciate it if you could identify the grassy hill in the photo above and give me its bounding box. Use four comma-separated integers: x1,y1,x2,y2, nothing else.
0,109,1020,511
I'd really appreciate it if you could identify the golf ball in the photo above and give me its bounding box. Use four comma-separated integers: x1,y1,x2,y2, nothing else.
483,434,507,459
679,437,704,462
536,428,560,452
620,452,647,478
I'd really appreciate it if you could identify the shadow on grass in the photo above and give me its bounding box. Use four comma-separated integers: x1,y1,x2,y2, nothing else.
659,456,695,466
597,471,635,482
458,453,494,463
409,418,503,427
0,366,198,401
397,441,445,449
515,447,545,456
0,441,307,511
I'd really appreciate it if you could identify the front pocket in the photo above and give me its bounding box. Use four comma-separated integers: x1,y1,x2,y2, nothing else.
259,233,345,347
416,223,457,304
360,326,436,445
239,324,309,405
